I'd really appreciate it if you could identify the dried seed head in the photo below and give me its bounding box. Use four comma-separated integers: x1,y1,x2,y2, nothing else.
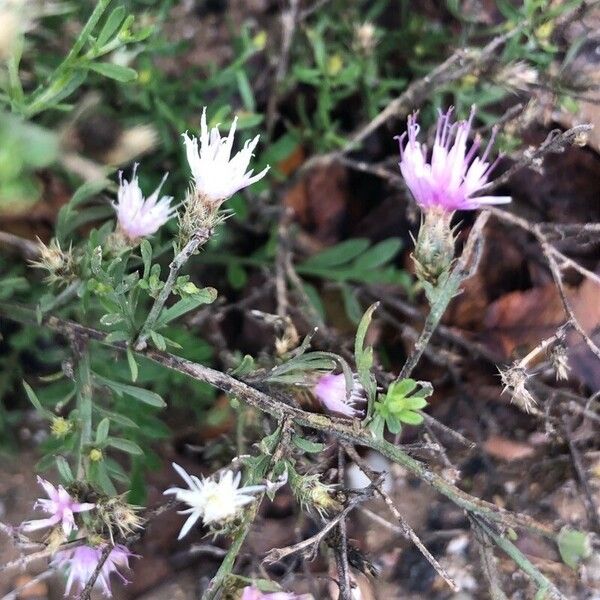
96,496,144,543
499,364,537,413
550,343,570,381
291,473,341,518
354,22,377,54
494,61,538,92
30,238,76,286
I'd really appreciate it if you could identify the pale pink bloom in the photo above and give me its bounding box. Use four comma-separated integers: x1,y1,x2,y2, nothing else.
51,544,133,597
314,373,366,418
182,107,270,203
241,586,308,600
21,477,95,536
397,107,511,212
164,463,266,539
113,164,175,240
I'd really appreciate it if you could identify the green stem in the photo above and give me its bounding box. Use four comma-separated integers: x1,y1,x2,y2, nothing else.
475,519,567,600
73,339,93,480
135,228,211,351
202,423,289,600
24,0,112,117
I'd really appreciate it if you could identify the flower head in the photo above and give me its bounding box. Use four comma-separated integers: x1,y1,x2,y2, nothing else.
21,477,95,536
113,164,174,241
51,544,133,597
182,107,270,204
241,586,306,600
397,107,511,212
314,373,366,418
164,463,266,539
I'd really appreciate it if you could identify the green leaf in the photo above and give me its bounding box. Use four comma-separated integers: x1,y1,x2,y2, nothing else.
353,238,402,270
389,378,418,398
23,381,53,419
95,374,166,408
95,418,110,444
104,330,130,343
157,288,217,326
107,437,144,455
126,346,138,382
402,396,429,411
557,527,591,569
340,284,363,324
292,435,326,453
149,330,166,351
355,303,378,363
140,239,152,280
301,239,370,269
55,456,74,484
96,5,126,48
87,62,137,82
398,410,424,426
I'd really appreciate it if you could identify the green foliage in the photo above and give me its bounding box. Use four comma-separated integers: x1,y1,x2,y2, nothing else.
557,527,592,569
370,379,432,439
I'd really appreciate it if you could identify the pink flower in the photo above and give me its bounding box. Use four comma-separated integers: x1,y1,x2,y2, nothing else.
241,585,306,600
21,477,95,536
51,544,133,597
396,107,511,212
314,373,366,418
113,164,175,240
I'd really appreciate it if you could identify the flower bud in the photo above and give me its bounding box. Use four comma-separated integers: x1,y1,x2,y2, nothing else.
89,448,103,462
51,417,72,438
412,207,456,290
30,238,76,286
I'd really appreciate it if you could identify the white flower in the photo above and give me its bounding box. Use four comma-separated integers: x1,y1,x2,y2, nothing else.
164,463,265,539
113,164,175,241
182,107,270,204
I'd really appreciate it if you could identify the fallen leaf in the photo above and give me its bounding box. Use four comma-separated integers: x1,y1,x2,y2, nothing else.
484,434,535,461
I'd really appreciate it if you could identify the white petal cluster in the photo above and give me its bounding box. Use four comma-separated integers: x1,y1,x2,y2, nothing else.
164,463,265,539
113,165,175,241
183,107,269,204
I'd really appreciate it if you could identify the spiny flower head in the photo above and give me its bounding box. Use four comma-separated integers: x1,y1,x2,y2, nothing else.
164,463,266,539
21,477,95,536
182,107,270,205
397,107,511,212
113,164,175,241
30,238,75,286
95,496,144,544
314,373,366,418
51,544,133,597
499,364,537,413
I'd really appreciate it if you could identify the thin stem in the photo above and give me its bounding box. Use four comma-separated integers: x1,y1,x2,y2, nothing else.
24,0,112,117
72,338,93,479
0,303,555,539
202,420,291,600
135,228,211,350
474,518,567,600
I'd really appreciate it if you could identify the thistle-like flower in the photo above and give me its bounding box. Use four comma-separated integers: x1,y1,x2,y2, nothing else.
95,496,144,544
241,586,307,600
314,373,366,418
30,238,75,286
51,544,133,597
182,107,270,205
21,477,95,536
396,107,511,212
164,463,266,539
113,164,175,242
499,365,537,413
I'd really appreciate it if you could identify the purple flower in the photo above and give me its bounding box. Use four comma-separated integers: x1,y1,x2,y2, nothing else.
21,477,95,536
113,164,175,241
396,107,511,212
314,373,366,418
241,585,305,600
51,544,133,597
